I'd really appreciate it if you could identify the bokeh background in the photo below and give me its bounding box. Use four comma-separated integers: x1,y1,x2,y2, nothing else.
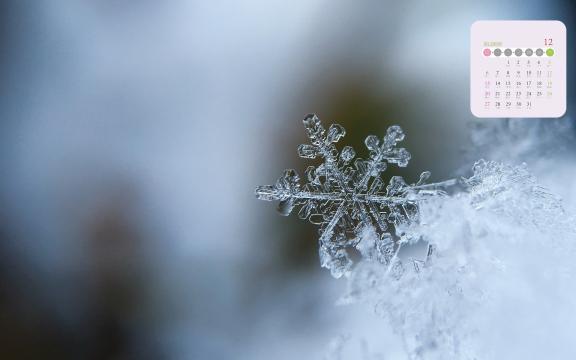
0,1,574,359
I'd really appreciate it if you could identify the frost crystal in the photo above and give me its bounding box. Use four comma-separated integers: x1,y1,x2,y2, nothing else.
255,114,456,278
339,159,576,360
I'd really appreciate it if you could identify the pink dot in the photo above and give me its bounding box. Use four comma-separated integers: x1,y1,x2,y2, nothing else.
483,48,492,56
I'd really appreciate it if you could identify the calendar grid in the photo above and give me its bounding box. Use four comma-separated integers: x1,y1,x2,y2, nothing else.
470,20,566,118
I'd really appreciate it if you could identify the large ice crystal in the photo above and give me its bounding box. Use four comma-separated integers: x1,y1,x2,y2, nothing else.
255,114,456,278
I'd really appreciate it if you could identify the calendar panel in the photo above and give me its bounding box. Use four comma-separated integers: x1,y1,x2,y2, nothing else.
471,20,566,118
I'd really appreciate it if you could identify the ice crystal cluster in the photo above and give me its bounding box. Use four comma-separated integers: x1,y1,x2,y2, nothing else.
338,159,576,360
255,114,455,278
255,115,576,360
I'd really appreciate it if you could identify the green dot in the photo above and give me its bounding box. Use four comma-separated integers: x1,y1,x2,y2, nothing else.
546,48,554,56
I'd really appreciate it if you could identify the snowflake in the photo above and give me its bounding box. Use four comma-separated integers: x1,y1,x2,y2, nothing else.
255,114,456,278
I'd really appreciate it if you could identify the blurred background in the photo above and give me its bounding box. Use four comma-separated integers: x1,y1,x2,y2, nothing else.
0,1,574,359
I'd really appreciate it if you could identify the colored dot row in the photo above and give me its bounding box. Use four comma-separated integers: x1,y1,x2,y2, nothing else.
483,48,554,57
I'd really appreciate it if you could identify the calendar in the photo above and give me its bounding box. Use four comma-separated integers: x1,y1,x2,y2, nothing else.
470,20,566,118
